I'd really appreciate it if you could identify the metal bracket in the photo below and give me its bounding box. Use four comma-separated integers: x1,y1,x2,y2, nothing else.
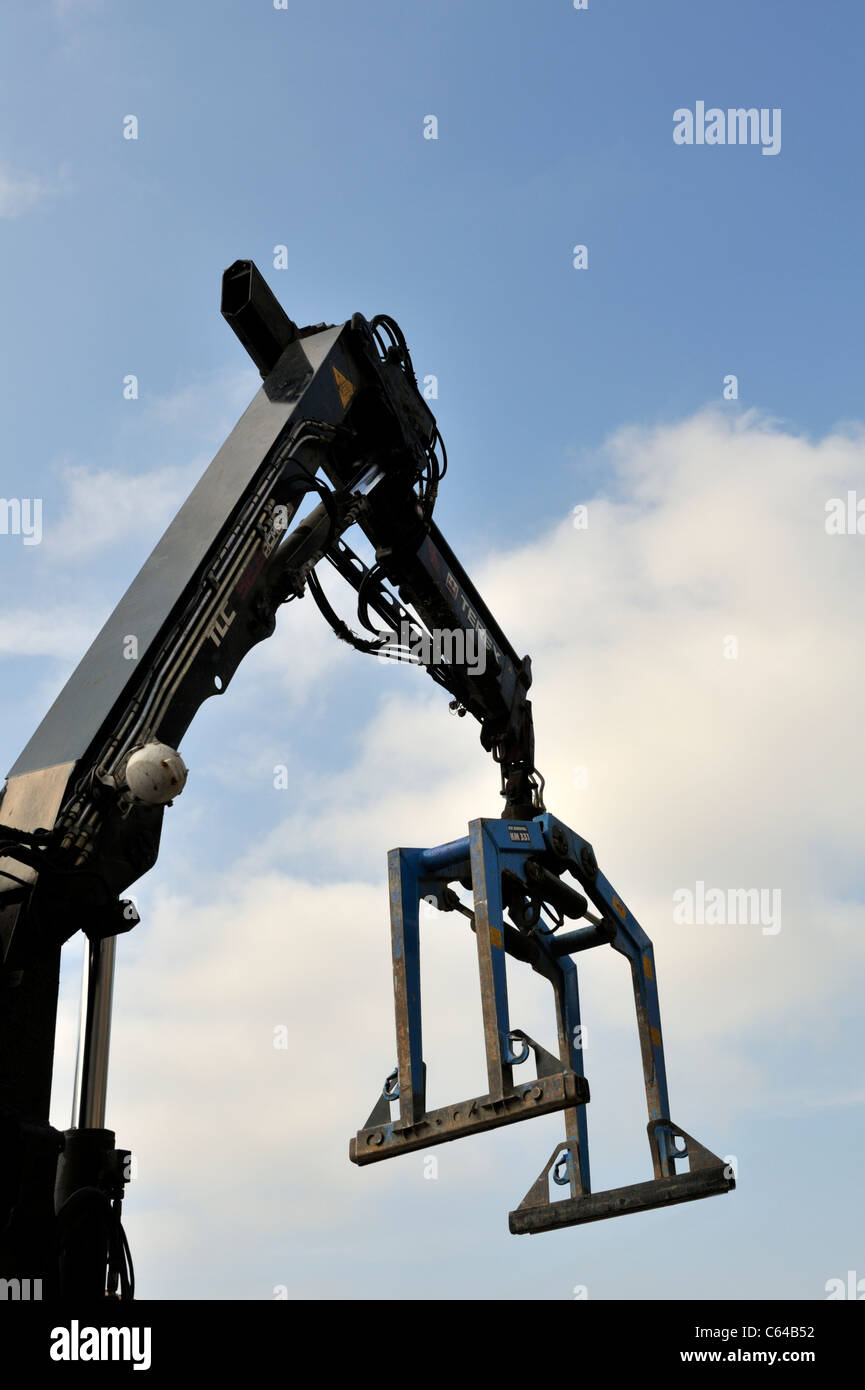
509,1121,734,1233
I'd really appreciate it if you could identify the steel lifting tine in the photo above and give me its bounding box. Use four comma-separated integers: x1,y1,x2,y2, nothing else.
469,819,513,1101
388,847,426,1127
554,959,590,1196
625,944,675,1178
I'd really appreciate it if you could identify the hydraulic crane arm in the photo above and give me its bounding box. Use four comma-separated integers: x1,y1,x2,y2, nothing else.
0,262,732,1300
0,261,545,1294
0,263,542,969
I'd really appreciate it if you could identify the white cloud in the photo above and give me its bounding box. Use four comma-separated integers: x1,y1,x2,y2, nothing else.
0,606,99,659
44,459,200,563
38,368,258,564
48,406,865,1296
141,367,258,444
0,162,57,220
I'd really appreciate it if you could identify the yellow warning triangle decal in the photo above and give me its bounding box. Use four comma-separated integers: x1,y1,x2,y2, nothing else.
332,366,355,409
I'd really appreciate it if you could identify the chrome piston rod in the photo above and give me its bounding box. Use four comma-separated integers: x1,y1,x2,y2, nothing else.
71,935,116,1130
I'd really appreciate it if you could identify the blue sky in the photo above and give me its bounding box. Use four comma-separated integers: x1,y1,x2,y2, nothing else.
1,0,863,1300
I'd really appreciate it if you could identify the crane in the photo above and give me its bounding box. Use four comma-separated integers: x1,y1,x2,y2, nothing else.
0,262,734,1299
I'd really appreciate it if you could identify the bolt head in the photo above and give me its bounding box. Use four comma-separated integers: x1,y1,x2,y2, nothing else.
550,825,569,858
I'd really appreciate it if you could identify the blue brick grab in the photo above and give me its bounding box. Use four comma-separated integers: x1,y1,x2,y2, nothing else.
349,813,735,1234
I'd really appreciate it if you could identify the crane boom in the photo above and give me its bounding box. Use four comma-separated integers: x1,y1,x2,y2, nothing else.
0,262,732,1299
